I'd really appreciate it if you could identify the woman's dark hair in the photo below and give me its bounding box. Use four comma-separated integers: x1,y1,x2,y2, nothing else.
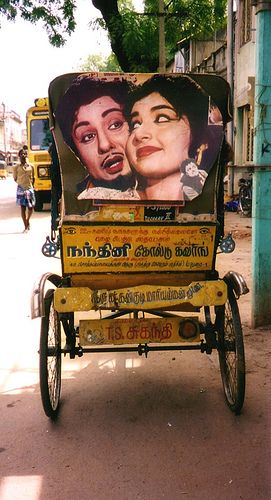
55,75,133,154
125,74,210,158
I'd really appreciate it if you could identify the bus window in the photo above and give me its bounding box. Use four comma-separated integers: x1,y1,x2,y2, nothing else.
30,118,50,151
26,98,52,211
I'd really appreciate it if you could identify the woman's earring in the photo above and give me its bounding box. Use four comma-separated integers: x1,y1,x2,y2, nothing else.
196,143,208,166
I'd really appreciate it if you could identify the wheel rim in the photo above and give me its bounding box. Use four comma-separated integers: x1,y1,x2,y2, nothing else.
239,187,252,215
217,286,245,413
40,290,61,418
221,299,238,405
47,300,61,410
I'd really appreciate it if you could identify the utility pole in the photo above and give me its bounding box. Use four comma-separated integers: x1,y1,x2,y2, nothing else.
251,0,271,327
158,0,166,73
226,0,234,196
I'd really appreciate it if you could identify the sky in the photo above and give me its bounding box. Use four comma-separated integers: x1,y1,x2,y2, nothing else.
0,0,112,119
0,0,143,120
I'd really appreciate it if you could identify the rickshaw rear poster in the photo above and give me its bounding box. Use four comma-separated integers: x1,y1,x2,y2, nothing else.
50,71,225,216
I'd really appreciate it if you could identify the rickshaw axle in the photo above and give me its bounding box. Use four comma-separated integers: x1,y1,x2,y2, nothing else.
60,342,214,359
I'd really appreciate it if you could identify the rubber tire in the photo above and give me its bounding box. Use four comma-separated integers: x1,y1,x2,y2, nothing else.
239,186,252,217
40,289,61,419
217,284,245,414
34,191,43,212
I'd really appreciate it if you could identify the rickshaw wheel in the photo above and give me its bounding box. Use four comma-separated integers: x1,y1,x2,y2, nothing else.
217,284,245,414
39,289,61,419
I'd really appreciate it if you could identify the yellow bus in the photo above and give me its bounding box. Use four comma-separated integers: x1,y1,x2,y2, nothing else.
26,97,52,211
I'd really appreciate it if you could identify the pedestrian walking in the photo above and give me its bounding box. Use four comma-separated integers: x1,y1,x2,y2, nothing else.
13,148,35,232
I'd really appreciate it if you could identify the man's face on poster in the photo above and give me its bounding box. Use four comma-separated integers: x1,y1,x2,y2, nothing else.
72,96,131,182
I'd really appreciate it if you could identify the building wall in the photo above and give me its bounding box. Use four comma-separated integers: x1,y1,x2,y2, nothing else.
190,43,227,79
232,1,256,192
0,103,24,166
235,43,255,108
170,2,257,194
190,39,226,71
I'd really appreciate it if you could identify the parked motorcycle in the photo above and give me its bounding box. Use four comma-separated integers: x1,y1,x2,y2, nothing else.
238,176,252,217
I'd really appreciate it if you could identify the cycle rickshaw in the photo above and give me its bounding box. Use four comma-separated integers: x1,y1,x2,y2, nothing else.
32,72,248,419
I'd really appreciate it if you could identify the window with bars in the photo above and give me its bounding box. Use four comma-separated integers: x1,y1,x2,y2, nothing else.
241,0,252,46
243,105,254,163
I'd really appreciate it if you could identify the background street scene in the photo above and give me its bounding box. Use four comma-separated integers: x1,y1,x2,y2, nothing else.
0,176,270,499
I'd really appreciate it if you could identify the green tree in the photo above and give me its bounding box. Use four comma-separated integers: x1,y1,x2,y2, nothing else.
0,0,227,71
79,53,121,72
0,0,76,47
92,0,227,71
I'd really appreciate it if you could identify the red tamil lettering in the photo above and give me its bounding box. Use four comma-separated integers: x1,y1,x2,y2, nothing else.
139,326,150,340
161,323,173,340
126,326,139,340
151,323,161,340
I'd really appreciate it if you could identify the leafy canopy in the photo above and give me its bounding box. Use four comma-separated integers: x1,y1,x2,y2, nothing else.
0,0,227,71
92,0,227,71
0,0,76,46
79,53,121,72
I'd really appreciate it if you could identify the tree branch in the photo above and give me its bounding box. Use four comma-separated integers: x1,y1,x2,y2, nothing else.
92,0,130,71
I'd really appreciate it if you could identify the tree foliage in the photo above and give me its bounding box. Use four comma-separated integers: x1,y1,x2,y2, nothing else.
0,0,227,71
0,0,76,46
79,53,121,72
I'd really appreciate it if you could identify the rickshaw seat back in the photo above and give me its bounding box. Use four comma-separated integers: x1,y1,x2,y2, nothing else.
48,72,232,288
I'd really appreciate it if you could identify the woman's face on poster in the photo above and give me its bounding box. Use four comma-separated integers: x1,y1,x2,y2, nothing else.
71,95,131,181
126,92,191,179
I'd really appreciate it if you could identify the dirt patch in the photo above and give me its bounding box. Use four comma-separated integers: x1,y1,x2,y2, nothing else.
224,211,252,239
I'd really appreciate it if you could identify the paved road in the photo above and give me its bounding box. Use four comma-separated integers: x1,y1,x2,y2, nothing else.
0,176,270,500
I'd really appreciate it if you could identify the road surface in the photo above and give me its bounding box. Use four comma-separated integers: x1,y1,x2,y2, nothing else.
0,176,270,500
